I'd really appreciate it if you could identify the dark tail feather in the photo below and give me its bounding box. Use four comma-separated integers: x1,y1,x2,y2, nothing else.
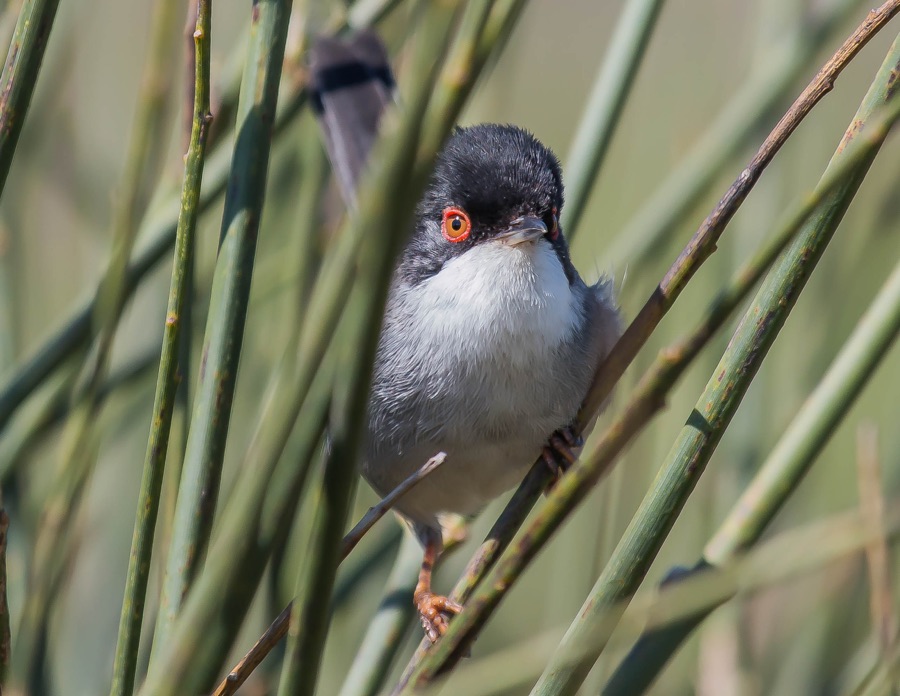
310,30,395,207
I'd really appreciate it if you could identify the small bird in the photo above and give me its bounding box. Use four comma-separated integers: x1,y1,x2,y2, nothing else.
311,32,620,641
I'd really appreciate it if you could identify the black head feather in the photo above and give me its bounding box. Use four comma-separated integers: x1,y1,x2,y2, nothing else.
397,124,577,286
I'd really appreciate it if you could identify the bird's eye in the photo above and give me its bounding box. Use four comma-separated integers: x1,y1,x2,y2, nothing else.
441,207,471,243
544,207,560,241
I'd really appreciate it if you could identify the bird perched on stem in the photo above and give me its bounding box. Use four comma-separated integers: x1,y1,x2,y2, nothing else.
311,31,620,642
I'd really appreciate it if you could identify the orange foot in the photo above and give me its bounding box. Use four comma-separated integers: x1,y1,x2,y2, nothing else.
415,590,463,643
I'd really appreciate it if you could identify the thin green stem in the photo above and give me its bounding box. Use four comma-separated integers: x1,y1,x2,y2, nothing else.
109,1,212,694
562,0,666,243
0,0,60,198
338,534,421,696
152,0,293,650
705,278,900,564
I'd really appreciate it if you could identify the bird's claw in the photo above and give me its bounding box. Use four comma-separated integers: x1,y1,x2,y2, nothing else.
542,426,584,489
415,591,463,643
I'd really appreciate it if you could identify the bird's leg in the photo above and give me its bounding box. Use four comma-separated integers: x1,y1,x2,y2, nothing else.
542,426,584,488
414,530,463,642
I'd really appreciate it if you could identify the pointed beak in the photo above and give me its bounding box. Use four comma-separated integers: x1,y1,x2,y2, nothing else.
496,216,547,246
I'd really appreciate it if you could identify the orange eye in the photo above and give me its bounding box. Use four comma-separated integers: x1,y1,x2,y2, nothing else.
545,207,560,241
441,207,471,242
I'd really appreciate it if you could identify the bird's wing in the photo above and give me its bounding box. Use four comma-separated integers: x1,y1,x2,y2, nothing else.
309,30,396,207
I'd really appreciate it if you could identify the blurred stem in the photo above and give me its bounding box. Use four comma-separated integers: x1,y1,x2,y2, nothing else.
0,351,157,481
856,424,896,658
531,32,900,696
562,0,666,243
605,0,871,266
338,533,421,696
265,111,330,619
0,507,8,684
398,45,900,687
0,0,403,441
11,0,181,686
276,5,463,693
109,1,212,694
0,0,59,199
152,0,293,650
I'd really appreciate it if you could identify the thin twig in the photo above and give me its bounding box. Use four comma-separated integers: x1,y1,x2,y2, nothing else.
343,452,447,557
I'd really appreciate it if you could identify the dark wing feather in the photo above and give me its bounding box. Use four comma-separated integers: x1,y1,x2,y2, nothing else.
309,30,395,207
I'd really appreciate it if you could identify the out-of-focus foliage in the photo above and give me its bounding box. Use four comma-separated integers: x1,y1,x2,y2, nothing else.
0,0,897,694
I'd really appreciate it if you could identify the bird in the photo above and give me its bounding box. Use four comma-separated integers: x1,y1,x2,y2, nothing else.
310,31,621,642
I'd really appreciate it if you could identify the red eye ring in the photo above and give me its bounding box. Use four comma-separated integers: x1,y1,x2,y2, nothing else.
441,207,471,243
547,207,560,241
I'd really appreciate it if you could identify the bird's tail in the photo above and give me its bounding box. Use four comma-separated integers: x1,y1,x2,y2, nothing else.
309,30,395,207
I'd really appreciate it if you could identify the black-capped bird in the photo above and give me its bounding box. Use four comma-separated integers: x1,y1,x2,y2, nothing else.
310,31,620,641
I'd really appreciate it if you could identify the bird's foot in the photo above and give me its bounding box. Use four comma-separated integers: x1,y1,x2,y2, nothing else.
415,590,463,643
542,426,584,489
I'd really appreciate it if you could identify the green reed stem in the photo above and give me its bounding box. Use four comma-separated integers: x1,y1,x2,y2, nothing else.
562,0,666,243
109,2,212,694
0,0,60,198
152,0,292,649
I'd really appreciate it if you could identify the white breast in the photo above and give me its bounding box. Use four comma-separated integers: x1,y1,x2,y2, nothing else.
366,238,593,523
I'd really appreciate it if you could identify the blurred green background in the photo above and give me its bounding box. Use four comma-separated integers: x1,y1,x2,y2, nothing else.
0,0,898,694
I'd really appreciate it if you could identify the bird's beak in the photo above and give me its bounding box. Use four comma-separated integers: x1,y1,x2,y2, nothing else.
496,216,547,246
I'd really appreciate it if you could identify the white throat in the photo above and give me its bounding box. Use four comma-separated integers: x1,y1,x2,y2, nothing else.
413,239,579,355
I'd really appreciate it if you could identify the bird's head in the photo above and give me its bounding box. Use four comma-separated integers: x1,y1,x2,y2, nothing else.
398,124,577,285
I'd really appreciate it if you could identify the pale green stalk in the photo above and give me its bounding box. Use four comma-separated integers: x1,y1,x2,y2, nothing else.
562,0,666,243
